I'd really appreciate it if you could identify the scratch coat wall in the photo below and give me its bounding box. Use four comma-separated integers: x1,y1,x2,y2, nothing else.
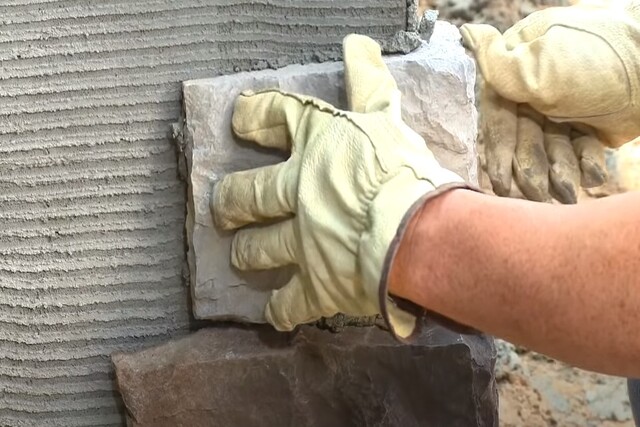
0,1,408,425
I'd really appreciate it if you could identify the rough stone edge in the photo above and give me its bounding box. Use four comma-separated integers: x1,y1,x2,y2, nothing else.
112,321,498,426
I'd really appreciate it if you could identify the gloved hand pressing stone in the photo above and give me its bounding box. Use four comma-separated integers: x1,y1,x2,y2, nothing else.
211,34,474,340
461,0,640,203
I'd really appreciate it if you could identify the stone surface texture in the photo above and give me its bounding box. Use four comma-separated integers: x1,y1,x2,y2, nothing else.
113,322,498,427
183,21,478,323
0,1,410,425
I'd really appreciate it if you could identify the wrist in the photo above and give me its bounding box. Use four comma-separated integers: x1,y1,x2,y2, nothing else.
379,183,479,340
387,187,470,306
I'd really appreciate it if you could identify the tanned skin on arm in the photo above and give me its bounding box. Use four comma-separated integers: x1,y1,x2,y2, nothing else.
388,189,640,377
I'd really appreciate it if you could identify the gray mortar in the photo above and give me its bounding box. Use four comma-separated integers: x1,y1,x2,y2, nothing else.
315,314,385,332
379,31,423,54
0,1,408,425
378,0,438,54
420,10,440,41
407,0,421,32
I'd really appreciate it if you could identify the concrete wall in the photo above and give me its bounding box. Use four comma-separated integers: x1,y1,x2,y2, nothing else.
0,1,409,425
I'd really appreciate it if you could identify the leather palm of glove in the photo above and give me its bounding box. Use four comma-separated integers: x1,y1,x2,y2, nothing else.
211,34,473,340
461,0,640,203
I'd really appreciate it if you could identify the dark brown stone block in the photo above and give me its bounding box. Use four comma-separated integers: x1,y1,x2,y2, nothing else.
113,322,497,427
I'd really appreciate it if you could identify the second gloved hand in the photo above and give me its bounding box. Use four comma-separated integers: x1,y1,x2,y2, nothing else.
211,34,471,340
462,0,640,203
479,79,607,203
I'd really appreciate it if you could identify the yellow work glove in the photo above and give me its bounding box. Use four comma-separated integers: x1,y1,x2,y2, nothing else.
461,0,640,203
211,34,473,340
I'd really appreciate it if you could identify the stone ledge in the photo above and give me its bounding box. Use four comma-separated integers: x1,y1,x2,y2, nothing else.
113,320,497,427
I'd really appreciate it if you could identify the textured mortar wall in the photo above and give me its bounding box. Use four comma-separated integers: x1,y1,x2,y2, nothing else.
0,1,408,425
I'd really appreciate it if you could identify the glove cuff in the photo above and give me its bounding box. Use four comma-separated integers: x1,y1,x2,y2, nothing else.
377,181,485,342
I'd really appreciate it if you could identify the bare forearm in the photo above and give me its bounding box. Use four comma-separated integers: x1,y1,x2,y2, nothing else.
389,189,640,377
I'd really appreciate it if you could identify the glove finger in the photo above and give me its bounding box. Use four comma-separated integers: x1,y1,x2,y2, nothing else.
544,121,580,204
343,34,400,116
265,273,327,331
460,23,562,116
460,23,501,54
211,161,297,230
513,105,552,202
232,89,330,151
460,23,529,103
480,81,518,197
231,220,297,270
572,132,608,188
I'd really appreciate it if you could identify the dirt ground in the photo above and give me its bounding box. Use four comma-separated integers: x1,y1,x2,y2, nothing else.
496,341,634,426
